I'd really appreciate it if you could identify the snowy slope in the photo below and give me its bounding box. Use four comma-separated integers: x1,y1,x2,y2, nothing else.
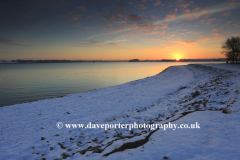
0,64,239,160
105,110,240,160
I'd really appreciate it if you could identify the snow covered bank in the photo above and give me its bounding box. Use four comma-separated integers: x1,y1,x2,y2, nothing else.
0,64,239,159
105,110,240,160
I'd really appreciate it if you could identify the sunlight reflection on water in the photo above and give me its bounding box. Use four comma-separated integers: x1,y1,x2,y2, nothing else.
0,62,223,107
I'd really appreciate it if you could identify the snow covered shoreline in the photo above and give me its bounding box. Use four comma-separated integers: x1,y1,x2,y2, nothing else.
0,64,240,160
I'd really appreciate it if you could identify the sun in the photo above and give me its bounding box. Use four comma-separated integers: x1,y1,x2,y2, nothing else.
173,52,182,61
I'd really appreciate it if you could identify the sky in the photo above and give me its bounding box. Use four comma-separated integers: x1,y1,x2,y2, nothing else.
0,0,240,61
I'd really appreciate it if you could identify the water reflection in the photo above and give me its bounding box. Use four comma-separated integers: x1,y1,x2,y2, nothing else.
0,62,223,107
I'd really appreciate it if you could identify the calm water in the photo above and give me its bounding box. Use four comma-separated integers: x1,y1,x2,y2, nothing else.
0,62,223,107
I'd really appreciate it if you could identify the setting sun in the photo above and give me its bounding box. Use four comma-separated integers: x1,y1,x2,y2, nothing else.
173,51,183,61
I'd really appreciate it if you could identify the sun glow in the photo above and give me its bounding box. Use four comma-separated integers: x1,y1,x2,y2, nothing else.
173,52,183,61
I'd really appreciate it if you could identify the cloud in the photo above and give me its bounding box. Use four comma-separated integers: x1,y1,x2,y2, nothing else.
86,16,93,19
87,28,132,39
114,21,127,24
116,0,131,8
211,33,220,36
89,41,103,45
187,31,202,34
106,38,129,46
154,2,240,25
75,6,86,12
165,15,176,20
139,24,150,29
114,7,124,13
95,22,104,26
193,7,200,11
212,29,217,32
107,42,120,46
211,30,223,36
181,41,196,44
205,2,240,14
152,26,159,30
177,37,212,44
160,23,168,28
185,9,190,13
0,37,12,44
180,2,193,9
103,14,123,20
104,36,129,44
58,9,84,20
221,12,231,16
68,12,82,20
73,23,80,27
127,14,143,21
105,38,129,43
135,4,147,11
0,36,29,46
198,38,211,42
72,40,104,47
71,16,81,20
138,6,147,11
72,45,90,48
207,18,215,23
168,35,175,38
230,2,237,6
76,37,129,47
153,0,161,6
148,31,165,35
199,10,208,14
189,15,200,20
129,23,137,26
208,18,216,22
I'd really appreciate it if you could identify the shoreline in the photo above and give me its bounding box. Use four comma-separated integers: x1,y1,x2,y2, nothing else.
0,63,240,159
0,59,226,64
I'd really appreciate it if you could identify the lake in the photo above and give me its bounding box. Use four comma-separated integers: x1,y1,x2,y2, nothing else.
0,62,223,107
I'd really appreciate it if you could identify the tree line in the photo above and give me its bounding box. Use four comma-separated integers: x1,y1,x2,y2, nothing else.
221,36,240,63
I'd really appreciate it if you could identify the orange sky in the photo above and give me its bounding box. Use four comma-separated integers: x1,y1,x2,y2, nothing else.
0,0,239,60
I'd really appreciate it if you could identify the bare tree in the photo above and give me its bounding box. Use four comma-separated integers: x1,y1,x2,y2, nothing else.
221,36,240,63
225,51,234,63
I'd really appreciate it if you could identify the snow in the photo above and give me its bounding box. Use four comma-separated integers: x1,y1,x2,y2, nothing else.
105,111,240,160
0,63,240,160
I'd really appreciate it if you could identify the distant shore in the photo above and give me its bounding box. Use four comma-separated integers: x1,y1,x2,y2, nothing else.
0,58,227,64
